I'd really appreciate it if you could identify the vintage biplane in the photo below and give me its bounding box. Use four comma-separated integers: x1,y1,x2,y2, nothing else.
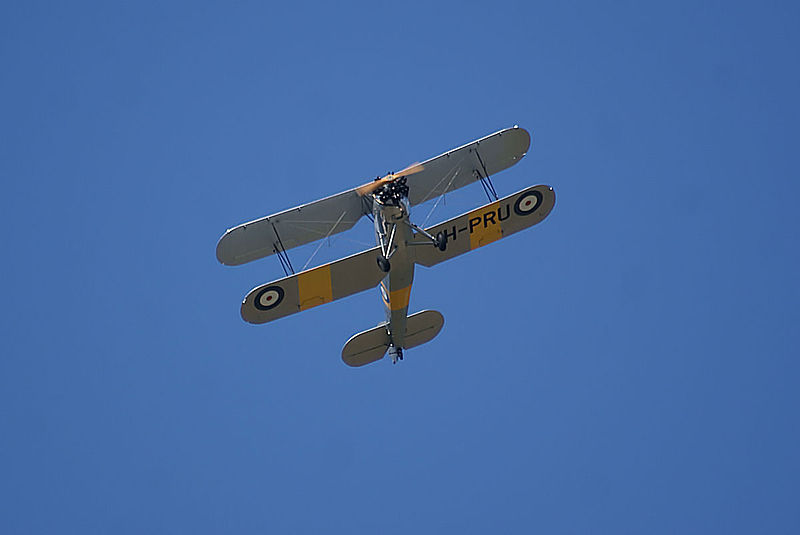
217,126,555,366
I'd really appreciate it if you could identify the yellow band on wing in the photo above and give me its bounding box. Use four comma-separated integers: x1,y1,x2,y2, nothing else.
468,200,503,250
298,264,333,310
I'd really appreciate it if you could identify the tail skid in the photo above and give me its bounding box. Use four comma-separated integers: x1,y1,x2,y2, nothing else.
341,310,444,367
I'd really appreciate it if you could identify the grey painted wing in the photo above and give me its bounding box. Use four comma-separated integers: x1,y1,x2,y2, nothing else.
241,246,385,324
414,185,555,267
216,189,367,266
406,126,531,206
217,126,530,266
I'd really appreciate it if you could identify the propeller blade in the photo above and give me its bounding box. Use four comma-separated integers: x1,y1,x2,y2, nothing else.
355,163,424,196
355,176,392,196
395,162,424,177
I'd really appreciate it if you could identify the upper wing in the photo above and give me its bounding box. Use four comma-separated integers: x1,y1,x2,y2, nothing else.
413,185,555,267
406,126,531,206
241,246,384,324
216,190,368,266
217,126,530,266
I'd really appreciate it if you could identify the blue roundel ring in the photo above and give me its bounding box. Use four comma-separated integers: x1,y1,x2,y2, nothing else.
514,190,543,216
254,285,284,311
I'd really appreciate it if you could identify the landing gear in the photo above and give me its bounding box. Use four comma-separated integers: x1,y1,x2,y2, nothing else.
435,231,447,252
377,255,391,272
406,220,448,251
390,346,404,364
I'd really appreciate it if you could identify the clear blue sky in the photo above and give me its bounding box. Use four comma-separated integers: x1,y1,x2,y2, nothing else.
2,1,799,533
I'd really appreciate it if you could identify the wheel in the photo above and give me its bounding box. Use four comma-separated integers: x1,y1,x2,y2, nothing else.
435,231,447,252
377,256,391,272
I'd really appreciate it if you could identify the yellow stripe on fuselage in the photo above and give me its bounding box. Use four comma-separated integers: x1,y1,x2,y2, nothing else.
389,285,412,311
298,265,333,310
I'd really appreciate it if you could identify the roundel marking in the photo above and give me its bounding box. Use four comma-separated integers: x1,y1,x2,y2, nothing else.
254,285,284,311
514,190,543,216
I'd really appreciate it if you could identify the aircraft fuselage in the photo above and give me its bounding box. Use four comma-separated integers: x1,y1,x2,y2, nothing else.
373,195,416,362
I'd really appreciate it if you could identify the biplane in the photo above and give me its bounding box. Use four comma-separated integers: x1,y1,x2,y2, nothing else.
217,126,555,366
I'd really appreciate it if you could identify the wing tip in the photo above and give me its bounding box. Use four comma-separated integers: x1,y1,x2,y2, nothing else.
216,230,237,266
515,126,532,155
495,125,532,157
240,295,264,324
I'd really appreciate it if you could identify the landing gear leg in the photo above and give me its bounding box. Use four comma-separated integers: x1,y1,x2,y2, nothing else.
407,221,447,251
377,222,396,273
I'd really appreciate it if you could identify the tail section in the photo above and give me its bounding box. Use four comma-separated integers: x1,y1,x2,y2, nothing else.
341,310,445,367
341,323,390,367
402,310,445,350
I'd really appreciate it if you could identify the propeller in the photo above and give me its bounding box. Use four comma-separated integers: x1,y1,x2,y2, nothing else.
356,162,424,196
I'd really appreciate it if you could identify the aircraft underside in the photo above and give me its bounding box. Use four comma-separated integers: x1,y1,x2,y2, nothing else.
217,126,555,367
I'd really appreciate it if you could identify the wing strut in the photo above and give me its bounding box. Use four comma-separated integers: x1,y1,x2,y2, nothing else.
270,221,295,276
474,148,499,202
301,211,349,271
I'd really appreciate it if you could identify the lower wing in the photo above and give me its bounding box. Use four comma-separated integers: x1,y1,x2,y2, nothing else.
241,246,384,324
414,185,555,267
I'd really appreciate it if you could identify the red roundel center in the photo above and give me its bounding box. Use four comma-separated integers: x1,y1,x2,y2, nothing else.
255,286,284,311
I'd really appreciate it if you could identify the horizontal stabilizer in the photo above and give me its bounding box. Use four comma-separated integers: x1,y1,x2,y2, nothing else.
341,324,390,367
342,310,445,367
403,310,445,349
